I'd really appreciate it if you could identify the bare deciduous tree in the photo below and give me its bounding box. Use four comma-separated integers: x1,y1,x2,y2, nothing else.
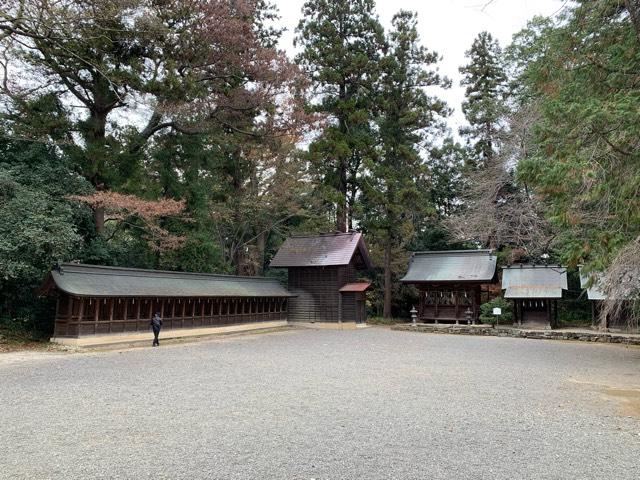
446,103,555,257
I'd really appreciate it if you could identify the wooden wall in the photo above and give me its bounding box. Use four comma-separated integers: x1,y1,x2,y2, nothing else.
416,284,482,322
53,294,288,338
514,299,557,328
340,292,365,323
287,264,358,323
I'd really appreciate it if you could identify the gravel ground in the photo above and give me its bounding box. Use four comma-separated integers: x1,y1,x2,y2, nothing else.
1,327,639,480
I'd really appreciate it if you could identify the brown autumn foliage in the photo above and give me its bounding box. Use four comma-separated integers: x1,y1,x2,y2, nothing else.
68,192,187,252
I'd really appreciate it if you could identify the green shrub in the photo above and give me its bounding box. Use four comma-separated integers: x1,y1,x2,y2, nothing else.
479,297,513,325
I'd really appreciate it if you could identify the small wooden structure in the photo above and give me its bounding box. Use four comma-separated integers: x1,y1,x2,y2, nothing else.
502,264,567,329
270,232,373,326
40,263,293,340
400,250,497,324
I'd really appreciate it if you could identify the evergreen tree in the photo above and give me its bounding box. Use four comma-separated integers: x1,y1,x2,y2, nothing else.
361,10,449,318
459,31,507,169
0,134,92,334
295,0,385,231
509,2,640,326
0,0,301,233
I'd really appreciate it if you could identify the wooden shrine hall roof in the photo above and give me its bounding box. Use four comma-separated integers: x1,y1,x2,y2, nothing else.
400,250,497,283
502,265,568,299
270,232,373,269
41,263,294,298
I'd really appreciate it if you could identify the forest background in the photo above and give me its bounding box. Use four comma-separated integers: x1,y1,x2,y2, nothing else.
0,0,638,335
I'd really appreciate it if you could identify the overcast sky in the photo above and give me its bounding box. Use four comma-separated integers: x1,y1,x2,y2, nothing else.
273,0,566,135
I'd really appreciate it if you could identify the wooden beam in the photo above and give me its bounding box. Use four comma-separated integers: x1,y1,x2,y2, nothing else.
77,297,86,335
109,298,115,333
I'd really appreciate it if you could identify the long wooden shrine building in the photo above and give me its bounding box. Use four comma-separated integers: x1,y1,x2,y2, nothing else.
40,263,293,344
400,250,498,324
270,232,373,327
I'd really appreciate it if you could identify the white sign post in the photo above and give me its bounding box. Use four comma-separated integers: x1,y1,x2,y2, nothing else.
493,307,502,327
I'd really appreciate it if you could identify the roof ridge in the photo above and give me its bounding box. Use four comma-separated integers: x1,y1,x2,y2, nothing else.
289,232,360,238
411,249,494,255
59,263,280,282
503,264,566,269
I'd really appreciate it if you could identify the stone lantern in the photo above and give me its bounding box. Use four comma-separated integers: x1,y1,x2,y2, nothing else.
410,306,418,326
465,307,474,325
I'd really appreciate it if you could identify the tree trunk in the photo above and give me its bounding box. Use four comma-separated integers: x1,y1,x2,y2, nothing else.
85,103,109,234
347,175,358,232
256,230,267,275
336,81,348,233
94,206,105,234
336,153,348,233
625,0,640,43
234,249,245,275
383,237,392,318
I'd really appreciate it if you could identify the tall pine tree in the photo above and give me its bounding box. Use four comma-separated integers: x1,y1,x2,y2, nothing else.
459,31,507,169
361,10,449,318
295,0,385,231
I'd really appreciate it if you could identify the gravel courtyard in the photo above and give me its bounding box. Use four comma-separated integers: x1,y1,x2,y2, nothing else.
1,328,639,480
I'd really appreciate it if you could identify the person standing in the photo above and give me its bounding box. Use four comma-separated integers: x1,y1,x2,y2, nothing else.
150,312,163,347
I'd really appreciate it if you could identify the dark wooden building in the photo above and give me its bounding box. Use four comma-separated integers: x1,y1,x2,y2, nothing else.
269,232,373,326
40,263,293,343
400,250,497,324
502,264,567,329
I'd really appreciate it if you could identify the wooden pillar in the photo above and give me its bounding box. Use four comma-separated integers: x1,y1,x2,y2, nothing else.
94,298,99,325
68,296,74,322
136,299,141,332
78,298,85,336
108,298,115,333
54,296,61,337
454,289,459,322
181,299,186,328
546,300,552,330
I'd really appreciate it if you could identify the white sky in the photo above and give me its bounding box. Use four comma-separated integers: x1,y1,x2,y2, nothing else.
273,0,566,135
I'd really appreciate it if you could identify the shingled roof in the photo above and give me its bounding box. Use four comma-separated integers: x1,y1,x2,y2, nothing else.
502,265,568,299
41,263,293,298
269,232,373,269
400,250,497,283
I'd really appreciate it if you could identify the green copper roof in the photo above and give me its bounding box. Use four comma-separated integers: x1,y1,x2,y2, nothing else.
44,263,294,298
400,250,497,283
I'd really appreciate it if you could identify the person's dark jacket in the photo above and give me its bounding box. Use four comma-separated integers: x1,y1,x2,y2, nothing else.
150,315,163,330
